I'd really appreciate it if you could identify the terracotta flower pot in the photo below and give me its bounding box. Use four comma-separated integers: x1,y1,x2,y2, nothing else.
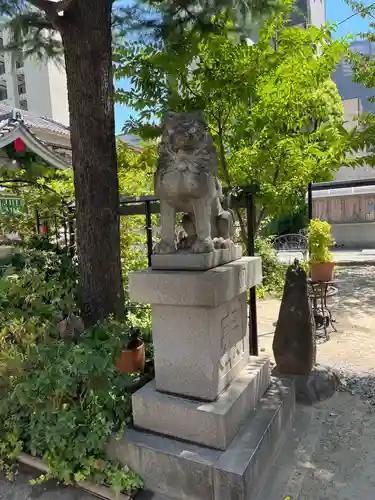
310,262,335,282
116,339,145,373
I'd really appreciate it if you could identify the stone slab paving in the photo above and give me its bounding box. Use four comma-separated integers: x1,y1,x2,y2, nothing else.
332,249,375,265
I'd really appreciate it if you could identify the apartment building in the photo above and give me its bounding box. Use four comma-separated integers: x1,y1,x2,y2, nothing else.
332,40,375,114
0,28,69,126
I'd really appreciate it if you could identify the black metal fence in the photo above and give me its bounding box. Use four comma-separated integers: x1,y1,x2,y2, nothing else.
35,207,75,252
32,186,260,355
119,186,259,356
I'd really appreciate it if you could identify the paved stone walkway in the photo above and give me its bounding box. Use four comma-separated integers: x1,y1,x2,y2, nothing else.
259,266,375,500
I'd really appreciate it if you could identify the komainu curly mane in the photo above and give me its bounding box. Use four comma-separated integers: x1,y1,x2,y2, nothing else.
154,111,233,255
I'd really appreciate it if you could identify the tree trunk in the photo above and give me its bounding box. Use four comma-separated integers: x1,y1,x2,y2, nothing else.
59,0,124,326
217,124,247,244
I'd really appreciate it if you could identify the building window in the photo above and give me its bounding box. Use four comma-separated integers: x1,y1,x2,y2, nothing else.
20,100,28,111
0,38,3,50
18,82,26,95
0,61,5,75
0,85,7,101
14,51,23,69
18,74,26,95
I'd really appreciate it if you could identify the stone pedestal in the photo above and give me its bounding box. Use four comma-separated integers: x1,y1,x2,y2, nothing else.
109,257,296,500
132,357,270,450
129,257,262,401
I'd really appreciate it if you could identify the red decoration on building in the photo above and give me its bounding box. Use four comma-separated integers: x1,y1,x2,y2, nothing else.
14,137,25,152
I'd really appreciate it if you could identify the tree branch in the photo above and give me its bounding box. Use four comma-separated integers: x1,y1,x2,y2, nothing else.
28,0,76,23
27,0,57,13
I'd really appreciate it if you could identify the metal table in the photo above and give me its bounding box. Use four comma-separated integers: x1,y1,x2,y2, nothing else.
307,279,337,341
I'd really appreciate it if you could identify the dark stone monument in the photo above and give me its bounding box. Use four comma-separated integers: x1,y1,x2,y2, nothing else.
272,263,340,404
273,264,316,375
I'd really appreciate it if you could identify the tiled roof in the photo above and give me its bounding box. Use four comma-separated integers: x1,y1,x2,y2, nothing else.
0,107,70,170
0,105,143,171
0,103,69,137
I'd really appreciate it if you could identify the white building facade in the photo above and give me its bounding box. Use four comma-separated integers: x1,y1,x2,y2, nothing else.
0,28,69,126
291,0,326,27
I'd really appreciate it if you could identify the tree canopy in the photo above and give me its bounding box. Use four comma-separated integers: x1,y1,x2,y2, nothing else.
0,0,289,325
115,7,349,230
0,0,284,58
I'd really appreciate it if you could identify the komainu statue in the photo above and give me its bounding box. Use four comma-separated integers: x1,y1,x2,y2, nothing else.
154,111,233,254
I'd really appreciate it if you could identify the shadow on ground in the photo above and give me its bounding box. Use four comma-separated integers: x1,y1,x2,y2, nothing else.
262,371,375,500
296,384,375,500
330,266,375,322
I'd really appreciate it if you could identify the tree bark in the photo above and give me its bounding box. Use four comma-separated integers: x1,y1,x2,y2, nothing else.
59,0,124,326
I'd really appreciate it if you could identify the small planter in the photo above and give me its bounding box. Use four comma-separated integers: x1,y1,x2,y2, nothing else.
116,339,145,373
310,261,335,282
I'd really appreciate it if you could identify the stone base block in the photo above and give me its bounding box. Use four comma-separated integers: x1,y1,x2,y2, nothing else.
152,292,249,401
108,378,295,500
132,358,270,450
151,245,242,271
129,257,263,402
129,257,263,308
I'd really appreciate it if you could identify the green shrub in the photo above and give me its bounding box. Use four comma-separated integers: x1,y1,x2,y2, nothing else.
308,219,334,264
0,249,78,328
255,237,286,298
0,250,143,495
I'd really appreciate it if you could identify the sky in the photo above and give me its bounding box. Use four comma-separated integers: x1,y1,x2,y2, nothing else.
326,0,371,38
114,0,373,133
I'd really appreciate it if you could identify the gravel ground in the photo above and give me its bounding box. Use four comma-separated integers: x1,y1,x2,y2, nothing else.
337,370,375,405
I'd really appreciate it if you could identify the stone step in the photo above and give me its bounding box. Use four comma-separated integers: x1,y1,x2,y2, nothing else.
108,377,295,500
132,357,270,450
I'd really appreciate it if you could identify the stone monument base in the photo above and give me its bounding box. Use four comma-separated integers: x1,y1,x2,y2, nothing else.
108,364,296,500
121,258,296,499
132,357,270,450
273,365,340,405
151,245,242,271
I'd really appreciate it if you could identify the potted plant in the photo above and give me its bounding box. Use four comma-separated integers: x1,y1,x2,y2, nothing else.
116,327,145,373
308,219,335,282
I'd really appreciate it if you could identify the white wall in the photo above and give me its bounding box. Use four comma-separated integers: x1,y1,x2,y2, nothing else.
307,0,326,27
24,57,53,117
47,60,69,126
332,222,375,249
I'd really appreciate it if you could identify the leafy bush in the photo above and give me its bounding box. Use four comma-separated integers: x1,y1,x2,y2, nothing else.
255,237,286,298
308,219,334,264
117,141,156,290
0,249,78,328
0,249,143,495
